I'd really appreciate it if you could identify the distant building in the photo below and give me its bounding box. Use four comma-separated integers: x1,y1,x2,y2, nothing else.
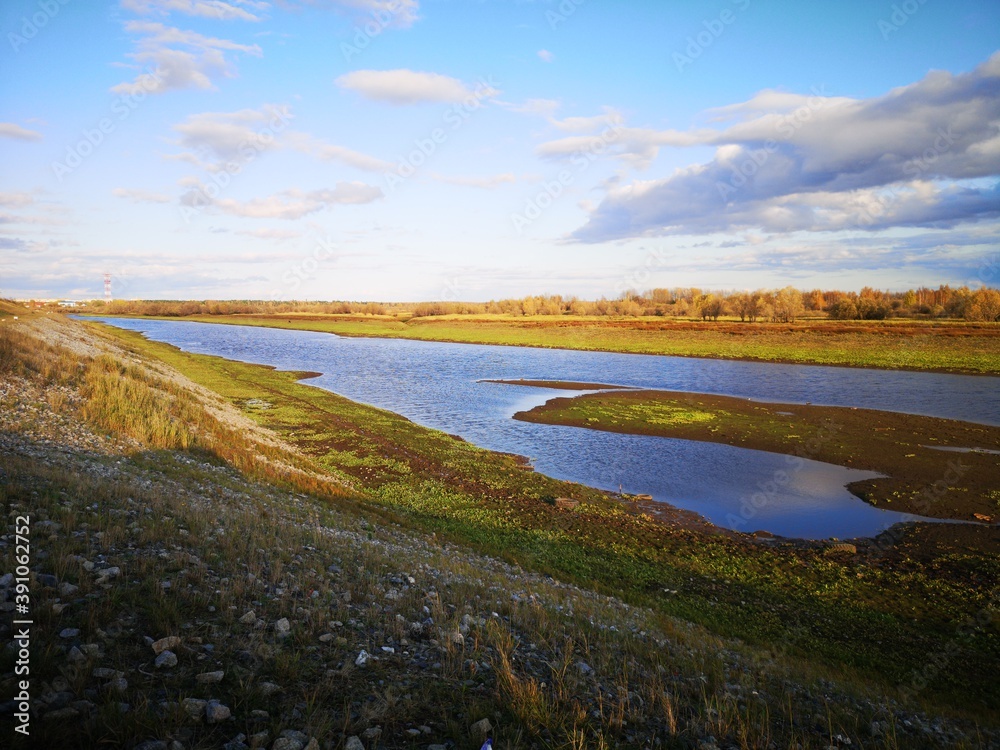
58,300,79,307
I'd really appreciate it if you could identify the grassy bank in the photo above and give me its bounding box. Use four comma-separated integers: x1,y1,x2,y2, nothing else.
510,386,1000,521
87,312,1000,375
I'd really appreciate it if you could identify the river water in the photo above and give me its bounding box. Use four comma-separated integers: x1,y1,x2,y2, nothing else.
90,318,998,539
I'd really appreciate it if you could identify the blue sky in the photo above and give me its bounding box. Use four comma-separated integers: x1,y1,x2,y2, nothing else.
1,0,999,301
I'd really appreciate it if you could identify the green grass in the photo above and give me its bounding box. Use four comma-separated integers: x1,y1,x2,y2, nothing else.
81,320,1000,717
89,312,1000,374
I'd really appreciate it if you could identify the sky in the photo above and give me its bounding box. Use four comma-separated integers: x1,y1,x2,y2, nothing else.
1,0,999,302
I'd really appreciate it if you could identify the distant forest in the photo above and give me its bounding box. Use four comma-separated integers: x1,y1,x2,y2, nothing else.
62,284,1000,322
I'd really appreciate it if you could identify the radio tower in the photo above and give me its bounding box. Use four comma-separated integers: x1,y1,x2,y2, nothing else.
104,273,112,303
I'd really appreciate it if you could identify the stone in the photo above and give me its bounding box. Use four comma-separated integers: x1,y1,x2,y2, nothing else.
96,566,121,581
59,628,80,638
93,668,123,679
37,573,58,588
239,610,256,624
343,737,364,750
107,677,128,692
182,697,207,721
196,670,225,684
470,718,492,737
354,649,370,667
257,681,282,696
205,699,231,723
134,741,168,750
249,731,269,749
361,727,381,740
279,730,309,744
271,739,302,750
58,581,79,597
274,618,291,636
155,651,178,669
303,740,319,750
152,636,181,654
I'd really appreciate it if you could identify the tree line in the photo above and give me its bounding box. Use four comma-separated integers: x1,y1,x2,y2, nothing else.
64,284,1000,322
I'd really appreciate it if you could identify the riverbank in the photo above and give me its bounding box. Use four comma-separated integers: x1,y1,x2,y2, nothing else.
510,386,1000,523
2,307,999,747
79,312,1000,375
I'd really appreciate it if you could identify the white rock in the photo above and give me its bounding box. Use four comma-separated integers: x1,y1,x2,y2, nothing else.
354,650,369,667
154,651,177,669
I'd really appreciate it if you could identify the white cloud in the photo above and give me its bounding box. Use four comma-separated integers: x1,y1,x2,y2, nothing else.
0,123,42,141
120,0,269,21
573,51,1000,241
112,21,262,95
183,183,383,219
335,69,495,105
537,49,554,63
113,188,172,203
167,106,391,177
172,105,291,161
0,192,36,207
283,132,394,172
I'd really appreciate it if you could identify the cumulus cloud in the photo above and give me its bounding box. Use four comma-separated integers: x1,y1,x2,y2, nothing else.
335,69,495,105
167,106,391,177
537,49,554,63
572,51,1000,241
0,123,42,141
112,21,262,95
112,188,172,203
182,183,383,219
171,104,291,162
121,0,268,21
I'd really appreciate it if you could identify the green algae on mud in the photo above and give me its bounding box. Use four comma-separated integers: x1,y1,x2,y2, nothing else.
84,319,1000,714
513,389,1000,523
84,312,1000,375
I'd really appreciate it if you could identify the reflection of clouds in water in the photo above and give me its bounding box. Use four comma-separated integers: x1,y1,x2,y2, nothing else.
90,317,999,539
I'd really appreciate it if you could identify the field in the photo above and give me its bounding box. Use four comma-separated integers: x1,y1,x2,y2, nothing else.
2,306,998,748
90,312,1000,375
